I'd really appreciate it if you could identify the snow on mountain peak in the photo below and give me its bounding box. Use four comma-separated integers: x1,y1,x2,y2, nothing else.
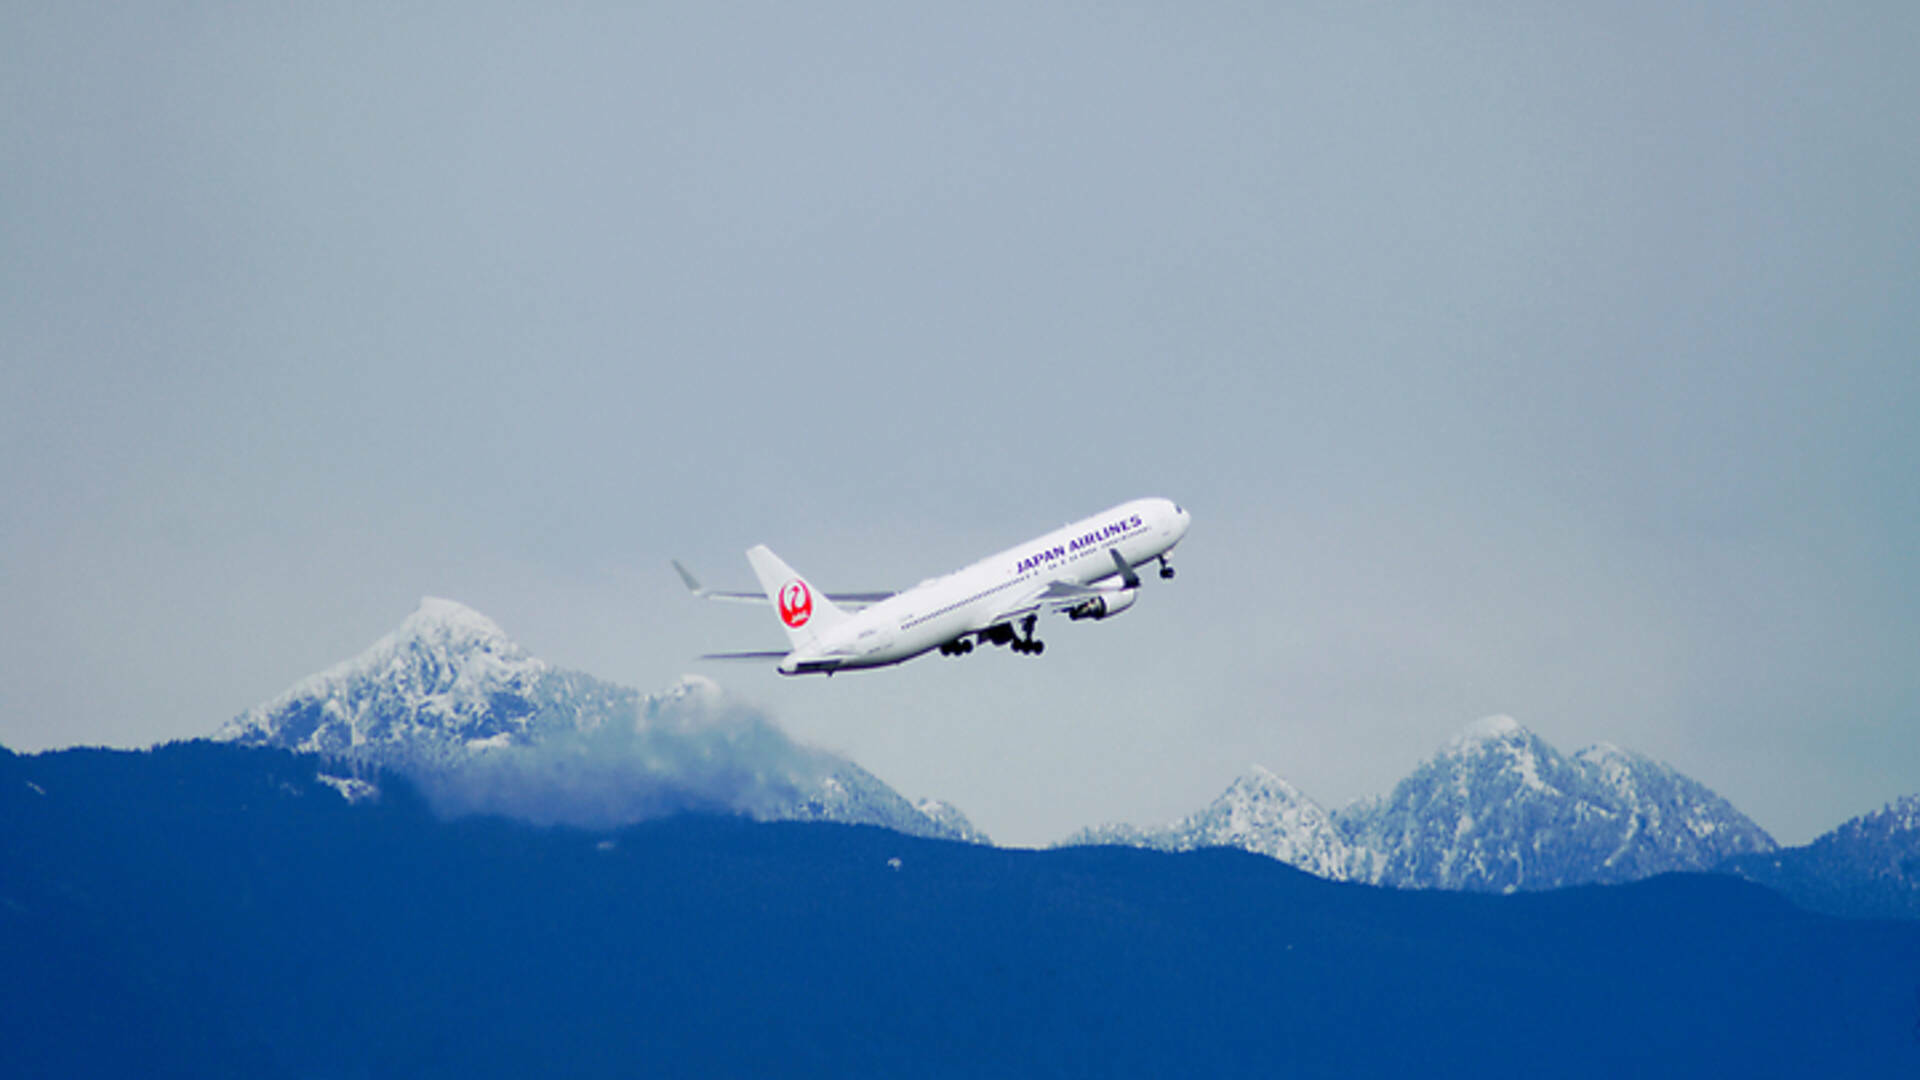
401,596,521,648
1576,741,1630,763
1433,714,1557,798
215,599,551,757
1450,714,1526,748
212,600,985,843
1337,720,1775,891
1244,761,1281,781
1572,742,1655,794
1065,718,1775,893
1058,764,1357,880
654,674,724,710
286,598,542,701
1234,762,1290,792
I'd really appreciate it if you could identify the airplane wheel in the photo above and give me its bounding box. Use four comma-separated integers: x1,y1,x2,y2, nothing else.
1160,567,1175,580
1033,641,1045,655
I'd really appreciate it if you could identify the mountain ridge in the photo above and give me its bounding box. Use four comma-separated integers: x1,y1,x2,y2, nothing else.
208,598,1906,912
5,739,1918,1078
215,597,985,842
1719,792,1920,919
1066,715,1777,893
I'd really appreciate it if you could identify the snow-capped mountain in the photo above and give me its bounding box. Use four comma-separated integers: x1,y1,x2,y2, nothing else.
217,598,587,765
1339,716,1776,891
1062,716,1774,892
1061,765,1358,881
773,761,992,844
1720,793,1920,920
216,598,985,843
914,797,994,846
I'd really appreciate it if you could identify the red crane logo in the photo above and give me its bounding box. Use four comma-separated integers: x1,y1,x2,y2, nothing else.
778,579,813,628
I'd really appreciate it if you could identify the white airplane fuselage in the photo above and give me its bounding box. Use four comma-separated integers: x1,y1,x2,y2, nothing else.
767,497,1190,675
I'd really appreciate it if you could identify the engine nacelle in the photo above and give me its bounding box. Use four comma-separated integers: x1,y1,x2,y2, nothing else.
1067,588,1138,621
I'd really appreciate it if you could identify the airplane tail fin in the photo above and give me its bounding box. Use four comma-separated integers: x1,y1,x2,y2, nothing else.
746,545,850,652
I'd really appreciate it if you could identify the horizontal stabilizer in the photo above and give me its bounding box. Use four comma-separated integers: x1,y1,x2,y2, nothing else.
673,560,772,604
673,560,894,608
698,650,792,661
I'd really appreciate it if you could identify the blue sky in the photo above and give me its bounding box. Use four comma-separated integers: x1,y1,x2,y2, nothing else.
4,3,1915,845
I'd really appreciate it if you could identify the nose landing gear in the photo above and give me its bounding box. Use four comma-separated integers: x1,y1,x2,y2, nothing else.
1158,555,1175,580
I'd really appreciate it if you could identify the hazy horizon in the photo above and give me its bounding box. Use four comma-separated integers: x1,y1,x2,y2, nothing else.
5,3,1915,847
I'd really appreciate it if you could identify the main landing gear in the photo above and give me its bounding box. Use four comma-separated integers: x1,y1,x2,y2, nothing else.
961,618,1046,657
1011,615,1045,655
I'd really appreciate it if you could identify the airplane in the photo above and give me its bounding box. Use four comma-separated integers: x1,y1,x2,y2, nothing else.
673,497,1191,676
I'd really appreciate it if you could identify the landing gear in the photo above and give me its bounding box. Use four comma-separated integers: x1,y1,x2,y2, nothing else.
978,620,1045,655
939,638,975,657
1012,615,1045,655
1158,555,1175,580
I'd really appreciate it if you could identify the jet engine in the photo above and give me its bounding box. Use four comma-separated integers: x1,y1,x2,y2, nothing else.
1067,588,1138,621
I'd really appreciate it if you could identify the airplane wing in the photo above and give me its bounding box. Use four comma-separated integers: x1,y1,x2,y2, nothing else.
982,552,1143,625
673,561,893,608
981,581,1101,625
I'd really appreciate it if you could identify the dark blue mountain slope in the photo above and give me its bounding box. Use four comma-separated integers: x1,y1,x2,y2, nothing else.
4,742,1918,1079
1720,794,1920,920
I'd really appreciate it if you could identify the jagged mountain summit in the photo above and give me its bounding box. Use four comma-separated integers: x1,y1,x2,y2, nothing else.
1063,716,1775,893
1061,765,1357,881
1340,716,1775,891
215,598,984,842
1720,793,1920,920
218,598,581,765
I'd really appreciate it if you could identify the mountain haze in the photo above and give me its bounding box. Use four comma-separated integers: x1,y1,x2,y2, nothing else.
216,598,984,841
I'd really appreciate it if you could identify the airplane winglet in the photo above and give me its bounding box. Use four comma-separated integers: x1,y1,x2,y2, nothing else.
672,559,706,596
